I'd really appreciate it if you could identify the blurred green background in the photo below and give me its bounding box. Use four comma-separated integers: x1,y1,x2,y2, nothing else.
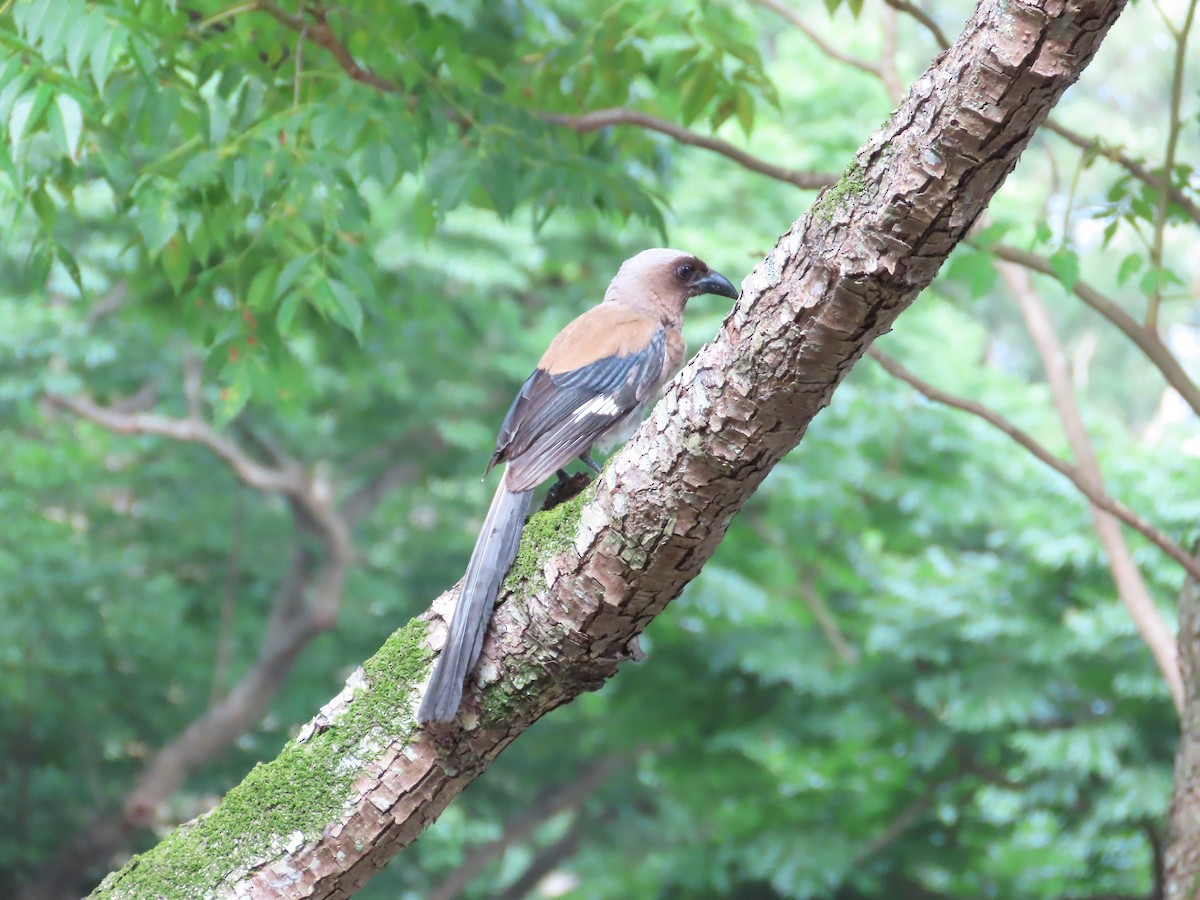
1,0,1197,897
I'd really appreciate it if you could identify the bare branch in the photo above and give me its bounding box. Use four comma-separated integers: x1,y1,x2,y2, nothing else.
883,0,953,49
870,348,1200,585
751,0,881,78
251,0,398,93
1147,0,1200,329
47,393,303,495
999,261,1182,712
989,243,1200,419
541,108,836,191
879,6,905,103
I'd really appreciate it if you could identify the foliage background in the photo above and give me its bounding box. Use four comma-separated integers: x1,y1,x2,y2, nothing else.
1,0,1197,897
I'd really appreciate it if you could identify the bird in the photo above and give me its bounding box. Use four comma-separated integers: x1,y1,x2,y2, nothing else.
416,248,740,724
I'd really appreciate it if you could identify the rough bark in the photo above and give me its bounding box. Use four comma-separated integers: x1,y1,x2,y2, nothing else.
91,1,1129,897
1168,561,1200,898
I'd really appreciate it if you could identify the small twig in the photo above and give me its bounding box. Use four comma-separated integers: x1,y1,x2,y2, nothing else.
879,6,904,103
293,24,306,108
751,0,881,78
883,0,952,49
869,349,1200,585
1148,0,1199,331
253,0,398,93
47,393,303,495
542,108,835,191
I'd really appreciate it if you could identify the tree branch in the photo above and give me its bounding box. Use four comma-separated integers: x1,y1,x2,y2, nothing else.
870,348,1200,585
883,0,953,49
998,261,1183,712
92,3,1134,895
542,108,836,191
988,243,1200,419
251,0,398,93
26,391,419,899
751,0,882,78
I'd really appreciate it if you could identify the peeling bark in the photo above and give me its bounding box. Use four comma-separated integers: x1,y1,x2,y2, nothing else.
91,1,1130,897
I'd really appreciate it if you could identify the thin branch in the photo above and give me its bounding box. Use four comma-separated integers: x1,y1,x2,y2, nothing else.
879,6,904,103
998,261,1183,713
1148,0,1200,330
541,108,836,191
883,0,952,49
46,393,303,495
751,0,881,77
759,0,1200,238
251,0,398,93
870,348,1200,584
989,243,1200,420
24,386,424,897
1043,121,1200,227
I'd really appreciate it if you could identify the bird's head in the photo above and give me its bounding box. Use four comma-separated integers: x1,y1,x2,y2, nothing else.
605,248,740,319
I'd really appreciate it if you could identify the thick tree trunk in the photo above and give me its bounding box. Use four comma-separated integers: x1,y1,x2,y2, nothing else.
1168,563,1200,897
91,1,1129,897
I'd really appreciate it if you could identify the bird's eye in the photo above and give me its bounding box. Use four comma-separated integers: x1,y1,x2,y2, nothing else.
675,263,695,281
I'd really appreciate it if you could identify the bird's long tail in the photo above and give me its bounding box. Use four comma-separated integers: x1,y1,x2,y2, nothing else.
417,481,534,723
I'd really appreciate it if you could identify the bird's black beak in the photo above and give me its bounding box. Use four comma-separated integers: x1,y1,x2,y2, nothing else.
693,269,740,300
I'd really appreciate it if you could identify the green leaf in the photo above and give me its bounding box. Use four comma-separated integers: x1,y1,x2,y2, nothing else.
30,186,57,227
50,93,83,161
161,238,189,294
135,190,179,257
213,373,251,427
1116,253,1142,286
1048,248,1080,291
55,243,83,293
275,252,314,301
90,23,126,91
680,63,717,126
9,86,52,158
247,265,279,312
275,291,301,335
1139,265,1184,298
319,278,364,339
735,90,755,137
64,14,96,78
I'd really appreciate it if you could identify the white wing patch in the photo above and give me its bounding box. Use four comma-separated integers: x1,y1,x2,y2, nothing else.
570,395,621,422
